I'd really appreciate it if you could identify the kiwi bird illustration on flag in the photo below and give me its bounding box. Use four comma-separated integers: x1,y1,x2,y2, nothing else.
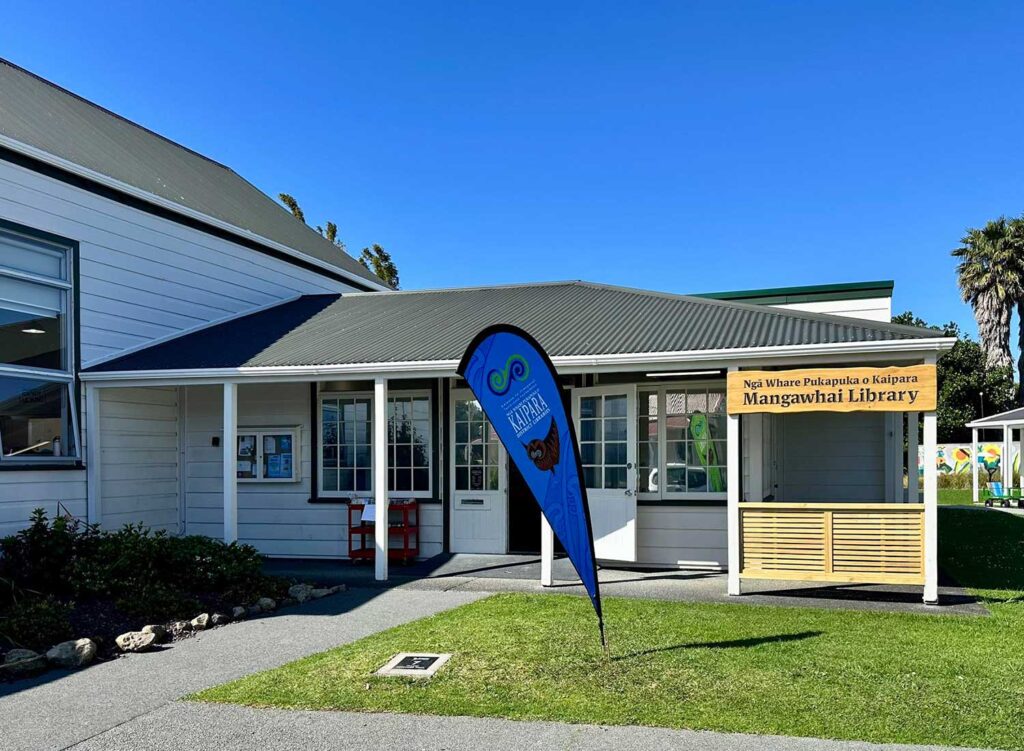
458,324,605,647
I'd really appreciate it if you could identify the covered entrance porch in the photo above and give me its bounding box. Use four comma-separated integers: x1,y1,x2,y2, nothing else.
77,280,954,602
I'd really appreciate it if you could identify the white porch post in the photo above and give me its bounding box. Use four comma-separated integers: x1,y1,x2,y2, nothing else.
85,383,102,526
908,411,919,503
727,366,741,596
1006,427,1014,490
923,407,939,605
222,382,238,544
374,376,389,581
540,515,554,586
972,427,979,505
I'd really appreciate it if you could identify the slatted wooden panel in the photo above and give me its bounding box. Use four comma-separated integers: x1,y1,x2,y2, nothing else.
832,510,923,581
740,509,827,575
739,503,925,585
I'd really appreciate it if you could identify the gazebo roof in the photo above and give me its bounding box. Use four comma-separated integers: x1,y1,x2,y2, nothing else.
966,406,1024,429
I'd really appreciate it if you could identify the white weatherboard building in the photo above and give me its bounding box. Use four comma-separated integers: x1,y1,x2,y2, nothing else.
0,60,954,602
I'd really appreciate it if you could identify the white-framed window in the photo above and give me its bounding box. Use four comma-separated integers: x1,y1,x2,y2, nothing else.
453,396,501,491
0,224,78,464
236,428,299,482
318,390,432,498
638,383,727,501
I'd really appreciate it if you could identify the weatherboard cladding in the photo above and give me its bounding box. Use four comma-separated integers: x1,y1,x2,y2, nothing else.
0,58,381,286
87,282,944,373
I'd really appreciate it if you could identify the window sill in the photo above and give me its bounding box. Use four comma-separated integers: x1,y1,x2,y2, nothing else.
307,496,442,505
0,461,84,472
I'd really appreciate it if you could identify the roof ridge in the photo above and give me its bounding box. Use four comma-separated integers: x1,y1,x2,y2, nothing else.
569,281,940,337
0,57,233,172
338,279,584,297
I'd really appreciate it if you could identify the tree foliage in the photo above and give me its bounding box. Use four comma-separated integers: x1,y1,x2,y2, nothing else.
892,312,1014,442
358,244,399,289
951,216,1024,378
277,194,398,287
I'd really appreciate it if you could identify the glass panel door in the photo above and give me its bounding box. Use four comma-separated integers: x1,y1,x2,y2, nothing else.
450,390,506,553
574,385,637,561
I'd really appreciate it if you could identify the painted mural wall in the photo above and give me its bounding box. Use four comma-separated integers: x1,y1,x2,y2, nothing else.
918,444,1020,478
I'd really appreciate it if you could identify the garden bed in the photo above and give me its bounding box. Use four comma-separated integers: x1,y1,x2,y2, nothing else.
0,510,341,678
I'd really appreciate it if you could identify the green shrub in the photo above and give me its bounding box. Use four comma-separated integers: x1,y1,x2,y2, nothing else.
0,595,73,651
115,583,200,621
0,509,284,636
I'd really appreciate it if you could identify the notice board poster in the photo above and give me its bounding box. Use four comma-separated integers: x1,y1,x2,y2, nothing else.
263,433,294,479
727,364,937,414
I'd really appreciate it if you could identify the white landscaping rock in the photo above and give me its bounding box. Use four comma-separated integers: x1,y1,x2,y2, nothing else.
288,584,315,603
141,624,167,642
310,588,330,599
190,613,210,631
1,648,47,677
256,597,277,612
115,631,157,653
231,606,247,620
167,621,192,639
46,638,97,669
210,612,230,627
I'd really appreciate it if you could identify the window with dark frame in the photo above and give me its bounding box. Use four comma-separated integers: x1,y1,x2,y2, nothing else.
637,384,727,500
0,225,78,464
318,391,432,498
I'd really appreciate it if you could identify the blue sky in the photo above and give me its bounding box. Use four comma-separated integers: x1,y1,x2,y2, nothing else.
2,2,1022,336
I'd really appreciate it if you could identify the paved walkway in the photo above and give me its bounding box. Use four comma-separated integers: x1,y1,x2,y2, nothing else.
0,580,984,751
266,554,985,616
70,702,981,751
0,587,486,751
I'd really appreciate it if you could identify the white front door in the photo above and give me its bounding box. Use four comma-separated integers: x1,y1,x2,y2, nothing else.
450,389,507,553
574,385,637,561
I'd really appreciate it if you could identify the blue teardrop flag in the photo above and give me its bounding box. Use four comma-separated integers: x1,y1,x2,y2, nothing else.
458,324,604,645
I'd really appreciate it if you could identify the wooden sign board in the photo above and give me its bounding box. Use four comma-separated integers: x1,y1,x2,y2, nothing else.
727,365,937,414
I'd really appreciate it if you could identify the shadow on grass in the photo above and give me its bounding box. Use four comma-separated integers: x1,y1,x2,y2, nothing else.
938,508,1024,603
612,630,823,661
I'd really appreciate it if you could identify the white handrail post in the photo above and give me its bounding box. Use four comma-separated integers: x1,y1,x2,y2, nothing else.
972,427,979,505
923,406,938,605
908,411,919,503
374,376,389,581
727,366,741,596
540,515,554,586
222,382,238,544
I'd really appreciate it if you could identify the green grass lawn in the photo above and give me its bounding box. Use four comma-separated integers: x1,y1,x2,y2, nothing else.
939,487,975,505
195,508,1024,749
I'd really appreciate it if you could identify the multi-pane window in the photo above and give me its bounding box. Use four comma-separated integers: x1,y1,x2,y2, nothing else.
453,398,500,491
319,392,432,497
388,394,431,494
0,226,78,463
579,393,629,490
320,396,373,494
638,385,727,499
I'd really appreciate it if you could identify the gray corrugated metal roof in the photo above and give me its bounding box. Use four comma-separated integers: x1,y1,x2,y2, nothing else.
967,407,1024,427
0,58,382,287
87,281,947,373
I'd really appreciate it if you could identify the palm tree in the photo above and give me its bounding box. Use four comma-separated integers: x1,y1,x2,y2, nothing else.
952,218,1019,375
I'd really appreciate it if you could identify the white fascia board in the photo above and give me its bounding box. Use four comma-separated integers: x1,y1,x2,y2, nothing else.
0,134,390,292
80,337,957,387
966,419,1024,429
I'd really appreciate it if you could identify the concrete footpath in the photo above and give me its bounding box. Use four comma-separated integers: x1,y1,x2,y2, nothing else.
0,583,980,751
0,587,486,751
70,702,981,751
